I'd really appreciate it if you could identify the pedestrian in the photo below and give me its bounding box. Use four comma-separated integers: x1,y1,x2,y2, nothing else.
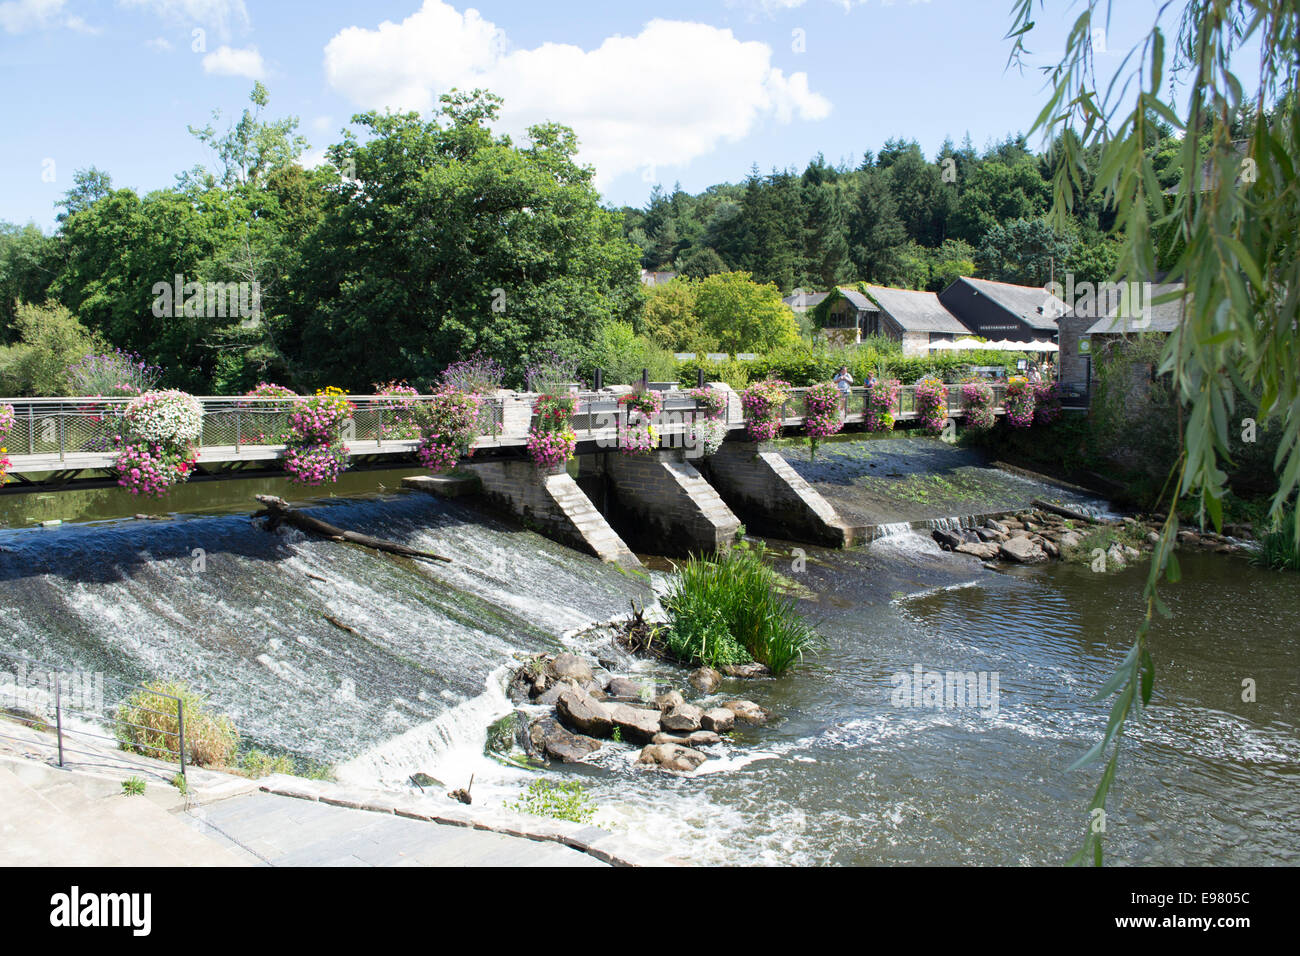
833,365,854,396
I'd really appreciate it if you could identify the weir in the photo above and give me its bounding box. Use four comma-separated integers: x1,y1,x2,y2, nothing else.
700,442,865,548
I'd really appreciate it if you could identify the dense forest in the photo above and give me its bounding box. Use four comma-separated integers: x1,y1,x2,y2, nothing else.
0,83,1235,396
618,127,1198,295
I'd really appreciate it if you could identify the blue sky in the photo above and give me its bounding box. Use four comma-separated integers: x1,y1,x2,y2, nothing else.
0,1,1219,230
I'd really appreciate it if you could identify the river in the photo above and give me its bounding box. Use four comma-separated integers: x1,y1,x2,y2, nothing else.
1,440,1295,865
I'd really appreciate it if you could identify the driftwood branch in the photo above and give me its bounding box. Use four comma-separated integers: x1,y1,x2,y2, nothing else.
253,495,452,563
1031,498,1103,525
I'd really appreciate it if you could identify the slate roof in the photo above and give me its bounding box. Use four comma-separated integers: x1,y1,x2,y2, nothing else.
1083,283,1186,334
950,277,1064,332
862,285,970,334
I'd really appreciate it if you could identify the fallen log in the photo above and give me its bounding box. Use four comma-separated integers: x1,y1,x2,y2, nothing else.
1031,497,1104,525
252,495,452,563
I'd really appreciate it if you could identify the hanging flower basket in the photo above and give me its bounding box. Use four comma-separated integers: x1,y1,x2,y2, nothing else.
913,377,949,436
1004,376,1037,428
740,379,791,443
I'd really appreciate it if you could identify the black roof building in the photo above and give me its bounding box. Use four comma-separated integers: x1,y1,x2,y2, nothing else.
938,277,1064,342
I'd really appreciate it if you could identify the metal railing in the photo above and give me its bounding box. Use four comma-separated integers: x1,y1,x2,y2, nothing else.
0,649,187,779
1,382,1019,465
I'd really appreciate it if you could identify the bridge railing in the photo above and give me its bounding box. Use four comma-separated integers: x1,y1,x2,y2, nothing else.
1,382,1017,464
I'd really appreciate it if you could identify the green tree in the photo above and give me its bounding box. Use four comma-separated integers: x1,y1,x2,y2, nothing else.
283,91,642,389
642,278,713,351
976,217,1076,285
692,271,800,353
0,301,102,395
0,222,59,338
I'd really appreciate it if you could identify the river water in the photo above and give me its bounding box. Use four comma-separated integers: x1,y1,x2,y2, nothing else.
1,442,1296,865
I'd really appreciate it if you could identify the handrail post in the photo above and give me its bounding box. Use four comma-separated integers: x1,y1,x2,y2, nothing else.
54,673,64,768
177,697,186,779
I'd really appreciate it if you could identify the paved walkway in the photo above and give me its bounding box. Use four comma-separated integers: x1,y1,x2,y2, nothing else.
191,791,606,867
0,721,610,867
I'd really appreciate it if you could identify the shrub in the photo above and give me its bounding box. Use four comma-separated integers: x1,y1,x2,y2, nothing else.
1253,506,1299,572
508,779,596,824
662,543,818,675
867,378,901,432
283,389,353,484
1004,376,1036,428
525,349,581,393
374,381,422,439
413,388,480,472
803,381,844,458
913,376,948,435
441,352,505,394
113,390,202,496
0,403,13,485
527,393,577,469
66,349,161,398
1033,380,1062,425
961,380,996,432
116,680,238,768
739,378,790,443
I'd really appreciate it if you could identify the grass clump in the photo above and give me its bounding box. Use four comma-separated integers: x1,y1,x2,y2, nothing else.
1252,505,1299,572
122,777,146,796
662,542,817,675
116,680,238,768
508,780,596,824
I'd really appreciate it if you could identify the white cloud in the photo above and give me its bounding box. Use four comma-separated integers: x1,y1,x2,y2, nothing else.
323,2,830,185
118,0,249,38
202,43,264,79
146,35,172,51
0,0,71,33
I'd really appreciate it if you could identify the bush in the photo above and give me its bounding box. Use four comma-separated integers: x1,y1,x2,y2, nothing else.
116,680,238,768
662,543,817,675
1253,506,1299,572
0,302,104,396
66,349,161,397
508,780,596,824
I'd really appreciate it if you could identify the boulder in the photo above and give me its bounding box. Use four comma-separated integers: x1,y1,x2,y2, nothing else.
661,703,705,732
555,687,614,738
722,662,771,678
637,743,708,772
723,700,769,724
528,716,603,763
549,653,594,684
607,702,663,743
652,690,686,711
409,772,444,789
689,667,722,694
999,536,1047,563
701,707,736,733
932,528,963,551
535,677,582,707
1040,538,1060,559
1060,531,1083,551
1106,544,1127,569
605,677,644,700
975,527,1000,543
652,730,722,748
985,519,1010,535
956,541,1000,560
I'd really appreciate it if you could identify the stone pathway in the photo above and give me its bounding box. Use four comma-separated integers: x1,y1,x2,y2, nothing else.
0,720,616,867
189,791,607,867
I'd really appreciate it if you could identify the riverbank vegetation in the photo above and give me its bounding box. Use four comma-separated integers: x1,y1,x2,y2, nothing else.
661,543,817,675
115,679,330,779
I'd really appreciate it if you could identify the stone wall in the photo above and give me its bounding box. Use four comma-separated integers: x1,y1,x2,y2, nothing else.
701,441,863,547
603,449,741,555
466,460,639,567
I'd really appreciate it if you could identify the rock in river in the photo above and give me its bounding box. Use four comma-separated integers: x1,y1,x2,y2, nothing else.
637,743,708,772
701,707,736,733
689,667,722,694
661,703,704,732
555,687,614,738
723,700,769,724
549,653,594,684
529,716,603,764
